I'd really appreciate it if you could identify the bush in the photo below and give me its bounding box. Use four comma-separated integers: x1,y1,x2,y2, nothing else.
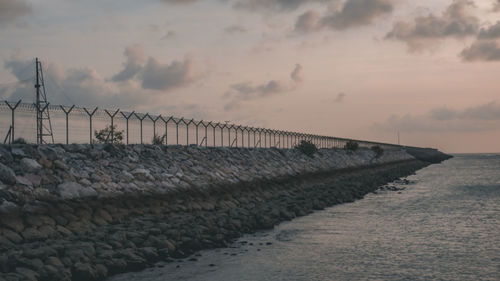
12,138,27,144
371,145,384,158
152,134,163,145
344,140,359,151
94,125,124,144
295,140,318,157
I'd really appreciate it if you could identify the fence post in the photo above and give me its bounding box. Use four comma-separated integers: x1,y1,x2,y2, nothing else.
195,120,203,146
5,100,22,143
148,115,161,144
134,113,148,145
104,109,120,143
120,111,135,145
205,122,210,148
60,105,75,145
83,107,98,144
213,123,218,147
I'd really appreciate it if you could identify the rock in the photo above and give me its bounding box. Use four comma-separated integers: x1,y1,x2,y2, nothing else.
53,160,68,170
21,227,46,241
45,257,64,268
15,267,38,281
11,148,26,158
56,225,72,236
37,146,58,161
0,146,13,163
15,176,32,187
72,262,97,281
131,168,154,181
24,174,41,187
56,182,97,199
20,158,42,173
0,200,19,214
0,216,24,232
0,163,16,185
2,228,22,243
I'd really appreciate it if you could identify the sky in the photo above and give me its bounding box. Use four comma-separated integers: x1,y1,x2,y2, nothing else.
0,0,499,153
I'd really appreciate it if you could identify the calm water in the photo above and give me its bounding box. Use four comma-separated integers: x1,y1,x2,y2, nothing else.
110,155,500,281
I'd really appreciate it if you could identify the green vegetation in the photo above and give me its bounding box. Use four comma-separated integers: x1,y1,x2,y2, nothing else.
12,138,27,144
94,125,124,144
371,145,384,158
344,140,359,151
295,140,318,157
152,134,163,145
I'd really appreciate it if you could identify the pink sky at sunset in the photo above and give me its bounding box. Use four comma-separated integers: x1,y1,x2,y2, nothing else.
0,0,499,153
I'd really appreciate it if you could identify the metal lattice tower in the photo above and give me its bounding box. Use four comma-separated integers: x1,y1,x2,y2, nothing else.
35,58,54,144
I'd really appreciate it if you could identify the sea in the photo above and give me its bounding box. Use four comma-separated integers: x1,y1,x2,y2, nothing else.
109,154,500,281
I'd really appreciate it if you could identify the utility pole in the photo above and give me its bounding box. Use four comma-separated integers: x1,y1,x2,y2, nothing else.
35,58,54,144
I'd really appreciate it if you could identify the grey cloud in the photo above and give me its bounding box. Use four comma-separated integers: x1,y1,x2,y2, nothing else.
141,56,196,91
224,25,247,34
1,56,145,108
320,0,393,30
375,101,500,133
161,30,176,40
0,0,31,25
290,64,303,83
494,0,500,12
385,0,479,52
294,10,322,33
111,44,145,82
478,21,500,39
294,0,394,34
159,0,198,4
334,92,345,102
233,0,327,12
224,64,303,111
460,40,500,61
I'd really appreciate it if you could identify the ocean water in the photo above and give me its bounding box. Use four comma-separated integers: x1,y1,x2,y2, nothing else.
109,154,500,281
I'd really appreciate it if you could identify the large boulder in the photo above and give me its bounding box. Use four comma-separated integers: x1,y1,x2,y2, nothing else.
0,163,16,185
57,182,97,199
20,158,42,173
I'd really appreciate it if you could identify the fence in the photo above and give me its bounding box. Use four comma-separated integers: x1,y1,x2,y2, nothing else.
1,100,405,150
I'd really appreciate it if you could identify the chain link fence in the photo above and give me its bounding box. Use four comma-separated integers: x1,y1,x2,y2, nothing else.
1,100,406,150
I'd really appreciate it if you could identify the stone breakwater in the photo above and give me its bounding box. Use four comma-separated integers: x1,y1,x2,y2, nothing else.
0,144,446,281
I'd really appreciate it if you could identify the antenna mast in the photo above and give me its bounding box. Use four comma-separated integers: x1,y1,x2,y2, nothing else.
35,58,54,144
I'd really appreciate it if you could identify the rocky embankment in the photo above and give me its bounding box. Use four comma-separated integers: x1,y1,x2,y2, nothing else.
0,144,447,281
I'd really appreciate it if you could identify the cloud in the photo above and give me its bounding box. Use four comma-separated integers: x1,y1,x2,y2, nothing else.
494,0,500,12
294,0,394,34
161,30,176,40
334,92,346,102
478,21,500,39
111,44,145,82
141,55,196,91
224,64,303,110
224,25,247,34
385,0,479,52
290,64,303,82
460,40,500,61
294,10,322,33
374,101,500,133
232,0,327,13
1,56,144,108
320,0,394,30
0,0,31,26
159,0,198,4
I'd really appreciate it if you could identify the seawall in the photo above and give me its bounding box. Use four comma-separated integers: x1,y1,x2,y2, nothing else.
0,144,449,281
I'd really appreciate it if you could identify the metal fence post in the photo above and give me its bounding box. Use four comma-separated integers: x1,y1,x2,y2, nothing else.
83,107,98,144
104,109,120,143
134,113,148,145
60,105,75,145
5,100,21,143
120,111,135,145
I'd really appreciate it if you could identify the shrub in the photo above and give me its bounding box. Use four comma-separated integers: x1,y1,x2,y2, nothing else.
371,145,384,158
295,140,318,157
344,140,359,151
152,134,163,145
12,137,27,144
94,125,124,144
